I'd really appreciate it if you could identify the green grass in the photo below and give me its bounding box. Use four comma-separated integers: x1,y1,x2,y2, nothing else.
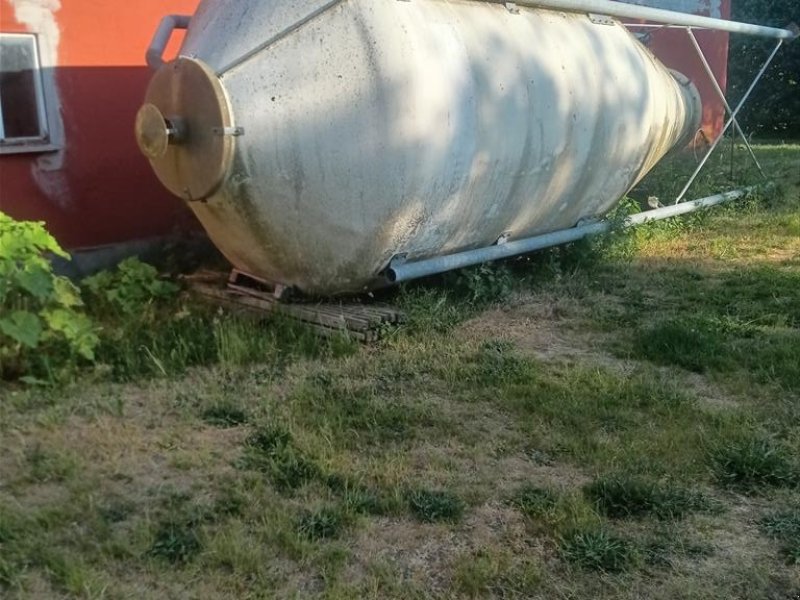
1,142,799,598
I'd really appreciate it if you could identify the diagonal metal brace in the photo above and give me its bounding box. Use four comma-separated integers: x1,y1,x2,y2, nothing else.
674,37,783,203
685,28,766,181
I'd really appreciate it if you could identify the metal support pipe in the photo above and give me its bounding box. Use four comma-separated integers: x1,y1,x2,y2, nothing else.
490,0,797,40
386,188,754,284
674,39,783,203
685,28,766,180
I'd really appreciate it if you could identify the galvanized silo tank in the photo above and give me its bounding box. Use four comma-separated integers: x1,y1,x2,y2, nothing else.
136,0,701,295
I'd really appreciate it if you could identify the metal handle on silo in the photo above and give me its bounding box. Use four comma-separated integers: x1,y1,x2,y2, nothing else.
146,15,192,70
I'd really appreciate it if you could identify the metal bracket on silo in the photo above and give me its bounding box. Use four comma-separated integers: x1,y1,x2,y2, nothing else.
588,13,615,26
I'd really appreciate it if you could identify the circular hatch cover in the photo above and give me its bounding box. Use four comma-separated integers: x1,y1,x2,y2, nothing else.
135,57,235,201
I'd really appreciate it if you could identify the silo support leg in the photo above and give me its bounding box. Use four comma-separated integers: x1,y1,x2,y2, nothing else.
684,28,765,181
674,37,783,203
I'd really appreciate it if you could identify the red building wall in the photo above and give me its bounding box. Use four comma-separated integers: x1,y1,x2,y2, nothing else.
0,0,199,252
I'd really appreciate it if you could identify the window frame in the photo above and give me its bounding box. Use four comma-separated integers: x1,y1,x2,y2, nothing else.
0,32,59,154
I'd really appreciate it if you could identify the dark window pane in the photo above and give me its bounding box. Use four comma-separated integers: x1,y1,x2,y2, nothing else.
0,36,42,139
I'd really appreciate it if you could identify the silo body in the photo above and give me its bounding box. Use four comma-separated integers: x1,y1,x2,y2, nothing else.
137,0,701,295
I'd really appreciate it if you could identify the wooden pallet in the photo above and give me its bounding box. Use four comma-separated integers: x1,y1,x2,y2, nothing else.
187,270,405,342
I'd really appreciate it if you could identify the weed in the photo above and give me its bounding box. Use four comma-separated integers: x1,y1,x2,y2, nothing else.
559,529,638,572
98,497,137,524
760,510,800,564
641,527,714,568
585,474,716,519
82,257,178,317
447,263,514,307
407,489,465,523
297,506,347,540
147,518,202,564
710,435,797,492
245,424,292,454
25,444,79,483
510,485,599,536
201,402,249,428
212,486,248,518
339,483,389,516
259,446,319,491
510,486,560,519
239,425,321,491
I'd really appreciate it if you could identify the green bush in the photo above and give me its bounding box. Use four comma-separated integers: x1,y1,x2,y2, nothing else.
0,212,98,382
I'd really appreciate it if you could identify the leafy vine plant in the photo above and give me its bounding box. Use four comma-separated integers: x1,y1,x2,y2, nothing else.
0,212,99,383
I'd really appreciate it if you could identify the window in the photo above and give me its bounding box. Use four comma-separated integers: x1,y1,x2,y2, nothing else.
0,33,49,149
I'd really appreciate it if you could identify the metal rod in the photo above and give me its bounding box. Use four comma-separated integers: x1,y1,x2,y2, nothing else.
217,0,345,76
492,0,797,40
674,39,782,203
686,28,765,179
0,93,5,141
214,0,796,78
386,188,754,284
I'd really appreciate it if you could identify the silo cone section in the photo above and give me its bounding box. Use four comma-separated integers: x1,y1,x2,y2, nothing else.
137,0,702,296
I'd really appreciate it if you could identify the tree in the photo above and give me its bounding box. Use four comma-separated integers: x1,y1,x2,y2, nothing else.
728,0,800,138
